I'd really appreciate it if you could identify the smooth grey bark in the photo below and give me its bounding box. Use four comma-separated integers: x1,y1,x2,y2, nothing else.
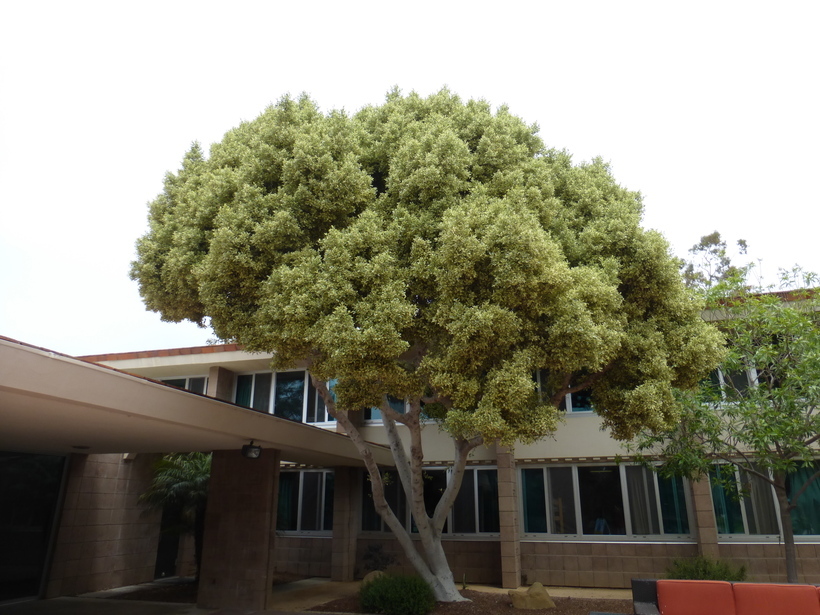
311,377,479,602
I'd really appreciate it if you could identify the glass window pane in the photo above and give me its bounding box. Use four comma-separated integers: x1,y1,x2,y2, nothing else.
476,469,499,532
569,389,593,412
724,370,751,399
578,466,625,535
252,373,272,412
522,468,548,533
658,475,690,534
710,466,745,534
306,378,318,423
549,467,577,534
741,470,778,534
187,377,207,394
323,472,334,531
361,473,382,531
162,378,186,389
789,463,820,535
236,374,253,407
277,472,299,531
300,472,322,531
625,466,660,534
274,371,305,421
452,470,476,533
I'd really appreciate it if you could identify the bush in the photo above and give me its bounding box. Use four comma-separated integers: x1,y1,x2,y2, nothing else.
666,556,747,582
359,574,436,615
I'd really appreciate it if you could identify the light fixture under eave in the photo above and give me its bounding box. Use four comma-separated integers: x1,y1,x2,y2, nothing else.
241,440,262,459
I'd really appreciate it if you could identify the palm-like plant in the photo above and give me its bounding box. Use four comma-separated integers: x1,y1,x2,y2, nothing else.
140,452,211,580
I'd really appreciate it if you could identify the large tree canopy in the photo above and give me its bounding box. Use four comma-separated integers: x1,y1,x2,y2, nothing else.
133,89,720,441
131,90,723,598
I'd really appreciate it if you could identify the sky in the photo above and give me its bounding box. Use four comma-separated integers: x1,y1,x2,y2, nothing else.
1,1,818,356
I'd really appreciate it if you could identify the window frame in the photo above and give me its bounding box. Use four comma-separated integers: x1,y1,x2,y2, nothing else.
360,466,501,538
276,468,334,534
233,370,336,426
160,376,209,395
520,463,693,541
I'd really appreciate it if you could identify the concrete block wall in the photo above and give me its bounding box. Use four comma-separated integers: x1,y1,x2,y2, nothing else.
520,541,698,588
46,453,161,597
272,536,332,577
355,537,501,584
720,542,820,584
197,449,280,611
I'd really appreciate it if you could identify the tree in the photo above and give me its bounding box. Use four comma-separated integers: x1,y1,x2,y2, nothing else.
140,453,211,580
637,241,820,583
681,231,748,290
130,89,723,600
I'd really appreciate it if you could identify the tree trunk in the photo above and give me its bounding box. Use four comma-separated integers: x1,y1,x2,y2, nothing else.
774,475,798,583
311,378,470,602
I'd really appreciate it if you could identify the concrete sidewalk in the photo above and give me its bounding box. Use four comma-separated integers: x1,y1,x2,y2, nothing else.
0,577,631,614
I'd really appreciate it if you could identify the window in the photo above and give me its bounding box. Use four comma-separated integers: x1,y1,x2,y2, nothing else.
707,368,757,400
161,376,208,394
234,371,335,424
277,470,334,532
364,396,406,422
788,463,820,535
521,464,691,538
361,467,499,534
534,370,594,413
709,465,778,535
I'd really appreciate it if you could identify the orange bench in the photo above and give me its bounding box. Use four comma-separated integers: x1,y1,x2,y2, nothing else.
592,579,820,615
655,579,820,615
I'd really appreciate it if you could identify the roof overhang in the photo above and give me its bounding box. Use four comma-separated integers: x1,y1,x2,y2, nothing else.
0,337,393,467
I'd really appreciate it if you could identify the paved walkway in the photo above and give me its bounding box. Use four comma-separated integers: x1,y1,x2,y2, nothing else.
0,577,631,614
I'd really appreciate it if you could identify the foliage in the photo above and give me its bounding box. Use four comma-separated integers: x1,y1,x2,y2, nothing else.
362,543,397,573
359,574,436,615
140,452,211,578
636,234,820,582
130,89,723,599
681,231,749,291
666,556,746,582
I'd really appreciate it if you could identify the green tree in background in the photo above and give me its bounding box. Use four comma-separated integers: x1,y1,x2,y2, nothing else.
637,234,820,583
140,453,211,580
131,90,722,600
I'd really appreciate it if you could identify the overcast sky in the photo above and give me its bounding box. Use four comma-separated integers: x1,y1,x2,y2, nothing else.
1,1,818,356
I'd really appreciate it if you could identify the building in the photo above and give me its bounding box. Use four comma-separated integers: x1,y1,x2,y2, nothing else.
1,337,819,608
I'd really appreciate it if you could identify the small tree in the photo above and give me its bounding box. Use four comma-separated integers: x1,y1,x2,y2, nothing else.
637,237,820,582
140,453,211,580
131,90,723,600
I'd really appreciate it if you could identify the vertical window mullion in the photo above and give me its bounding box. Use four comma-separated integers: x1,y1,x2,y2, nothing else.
571,466,582,534
652,470,666,535
296,472,304,532
302,372,309,423
270,373,276,414
735,469,751,534
620,465,634,535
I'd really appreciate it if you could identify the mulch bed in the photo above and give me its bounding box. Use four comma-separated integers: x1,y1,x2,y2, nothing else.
113,579,634,614
309,588,634,615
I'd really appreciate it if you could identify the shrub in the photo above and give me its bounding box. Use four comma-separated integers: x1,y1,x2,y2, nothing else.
359,574,436,615
666,556,747,582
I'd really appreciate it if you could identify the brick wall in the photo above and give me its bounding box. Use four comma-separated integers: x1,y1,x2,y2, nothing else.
720,542,820,583
272,536,333,577
46,453,161,597
355,537,501,584
520,541,699,588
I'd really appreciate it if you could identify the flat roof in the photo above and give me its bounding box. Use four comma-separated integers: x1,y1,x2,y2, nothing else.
0,337,393,467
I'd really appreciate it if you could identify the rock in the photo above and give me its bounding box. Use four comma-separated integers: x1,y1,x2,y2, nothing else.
361,570,387,587
508,582,556,610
